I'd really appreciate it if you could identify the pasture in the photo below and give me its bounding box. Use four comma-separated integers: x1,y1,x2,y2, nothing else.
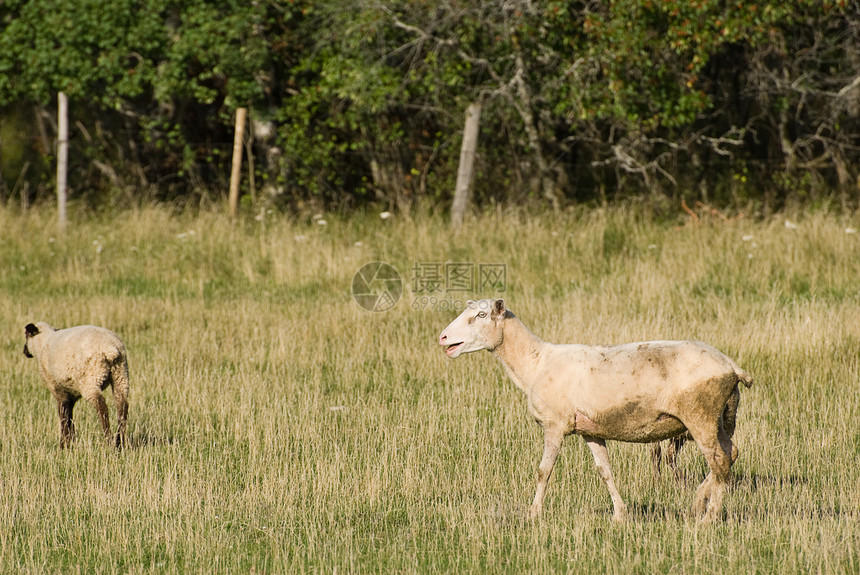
1,205,858,573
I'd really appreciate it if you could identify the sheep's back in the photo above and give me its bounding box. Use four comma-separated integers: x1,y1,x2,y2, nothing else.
40,326,126,389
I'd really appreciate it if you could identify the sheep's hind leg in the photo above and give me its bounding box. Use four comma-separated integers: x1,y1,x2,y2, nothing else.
649,442,663,481
666,436,687,483
528,428,564,519
82,388,113,445
583,435,628,522
115,396,129,448
691,426,733,523
650,437,686,483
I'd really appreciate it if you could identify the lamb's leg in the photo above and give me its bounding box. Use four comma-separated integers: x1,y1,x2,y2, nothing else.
115,395,128,449
528,428,564,519
82,389,113,445
55,394,78,448
111,363,130,448
583,435,628,522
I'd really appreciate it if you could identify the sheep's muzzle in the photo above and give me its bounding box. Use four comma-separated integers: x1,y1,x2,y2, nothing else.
444,342,464,356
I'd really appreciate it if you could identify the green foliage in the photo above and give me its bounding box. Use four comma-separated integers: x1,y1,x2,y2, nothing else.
0,0,165,105
0,0,857,208
155,0,272,111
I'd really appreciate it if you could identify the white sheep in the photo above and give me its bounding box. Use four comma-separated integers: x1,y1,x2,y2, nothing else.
23,322,129,448
439,299,753,523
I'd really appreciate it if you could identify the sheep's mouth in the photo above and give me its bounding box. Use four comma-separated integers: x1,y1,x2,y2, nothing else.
445,342,464,356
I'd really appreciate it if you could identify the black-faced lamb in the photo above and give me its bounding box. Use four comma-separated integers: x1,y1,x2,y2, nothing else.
439,299,753,523
23,322,129,448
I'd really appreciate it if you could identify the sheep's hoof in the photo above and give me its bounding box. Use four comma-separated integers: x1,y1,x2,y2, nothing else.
692,480,713,516
612,505,629,523
697,508,720,524
692,498,724,523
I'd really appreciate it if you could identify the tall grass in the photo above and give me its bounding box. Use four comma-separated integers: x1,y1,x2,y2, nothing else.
0,205,858,573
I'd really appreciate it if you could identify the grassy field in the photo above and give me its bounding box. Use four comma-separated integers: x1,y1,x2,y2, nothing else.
0,204,858,574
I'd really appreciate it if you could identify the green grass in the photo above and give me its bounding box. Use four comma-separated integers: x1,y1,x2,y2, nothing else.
1,205,858,573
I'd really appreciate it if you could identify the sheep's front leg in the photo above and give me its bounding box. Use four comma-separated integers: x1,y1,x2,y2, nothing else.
583,435,628,522
55,394,78,448
528,428,564,519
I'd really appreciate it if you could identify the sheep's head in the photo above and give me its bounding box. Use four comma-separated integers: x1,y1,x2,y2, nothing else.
23,323,40,358
439,299,507,358
23,322,54,358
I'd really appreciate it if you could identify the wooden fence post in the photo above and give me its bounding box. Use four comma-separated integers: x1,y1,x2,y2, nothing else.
56,91,68,229
451,101,482,230
228,107,247,218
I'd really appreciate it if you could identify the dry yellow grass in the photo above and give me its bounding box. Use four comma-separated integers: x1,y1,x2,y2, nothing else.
0,204,858,573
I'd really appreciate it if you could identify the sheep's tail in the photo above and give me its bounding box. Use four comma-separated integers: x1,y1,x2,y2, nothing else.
731,360,754,389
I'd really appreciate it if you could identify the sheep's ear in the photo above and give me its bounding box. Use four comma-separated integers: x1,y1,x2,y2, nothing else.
491,299,506,319
25,323,39,338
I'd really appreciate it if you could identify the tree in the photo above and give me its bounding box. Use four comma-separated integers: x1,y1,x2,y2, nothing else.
0,0,300,204
0,0,857,211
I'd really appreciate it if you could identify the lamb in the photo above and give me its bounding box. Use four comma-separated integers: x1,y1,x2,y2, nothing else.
438,299,753,523
23,322,129,448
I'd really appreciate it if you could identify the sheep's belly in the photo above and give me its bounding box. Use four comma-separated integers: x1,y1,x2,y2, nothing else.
573,409,686,443
50,378,83,397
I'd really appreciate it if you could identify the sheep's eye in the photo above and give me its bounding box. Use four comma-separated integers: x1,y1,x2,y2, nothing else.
477,312,487,318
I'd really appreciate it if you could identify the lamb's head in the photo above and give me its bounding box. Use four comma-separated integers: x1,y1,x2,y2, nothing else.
23,322,55,358
439,299,508,358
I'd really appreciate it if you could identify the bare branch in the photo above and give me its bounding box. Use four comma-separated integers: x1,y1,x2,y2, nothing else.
376,4,456,47
698,128,747,157
836,74,860,98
